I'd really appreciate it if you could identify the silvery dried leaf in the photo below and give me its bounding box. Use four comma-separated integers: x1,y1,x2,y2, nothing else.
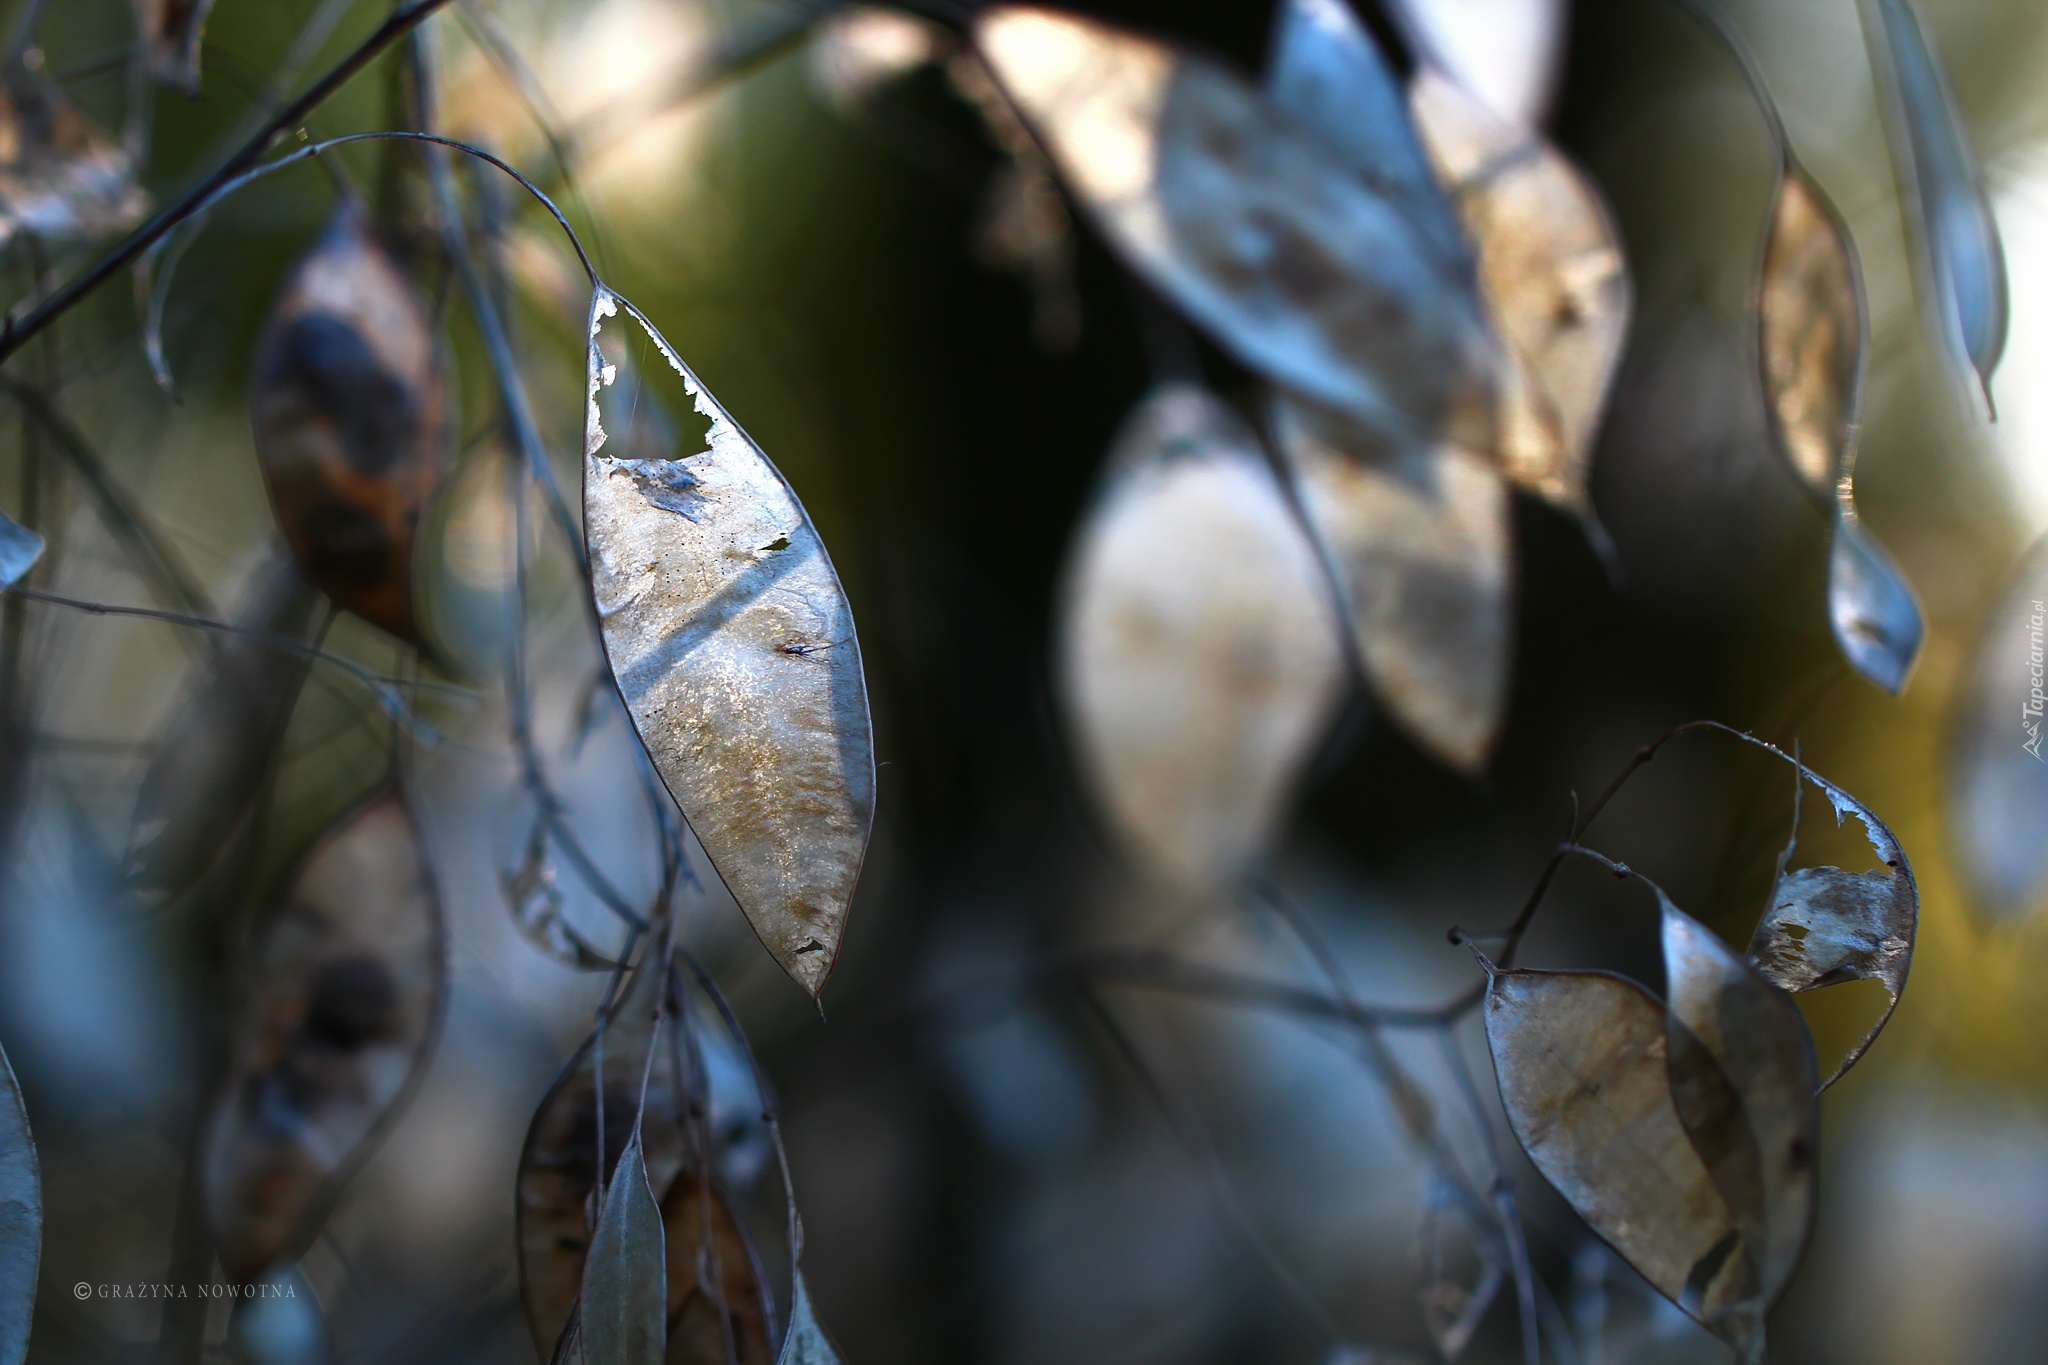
1384,0,1569,126
1746,750,1918,1086
777,1272,841,1365
1411,68,1631,518
1758,168,1866,504
975,5,1495,446
0,511,43,590
134,0,219,93
0,73,149,249
1946,536,2048,919
1828,510,1923,695
1271,397,1512,774
252,209,449,644
663,1172,775,1365
499,815,617,971
0,1043,40,1365
1058,385,1345,890
582,1123,666,1365
1862,0,2008,405
201,792,445,1281
583,289,874,999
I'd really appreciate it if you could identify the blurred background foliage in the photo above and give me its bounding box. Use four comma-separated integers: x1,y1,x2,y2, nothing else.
4,0,2048,1362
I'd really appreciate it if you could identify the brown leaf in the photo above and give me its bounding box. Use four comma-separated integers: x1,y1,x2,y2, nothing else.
201,791,445,1281
1758,168,1864,503
583,290,874,999
974,6,1495,447
252,209,450,645
1271,398,1512,774
0,73,149,249
1058,385,1346,890
133,0,219,94
1411,69,1631,516
662,1172,776,1365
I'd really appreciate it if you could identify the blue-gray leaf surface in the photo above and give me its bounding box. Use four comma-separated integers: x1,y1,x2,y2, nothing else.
777,1272,842,1365
0,513,41,591
0,1042,41,1365
580,1124,666,1365
1828,511,1924,696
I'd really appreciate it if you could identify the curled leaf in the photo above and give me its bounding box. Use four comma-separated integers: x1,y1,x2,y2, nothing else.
1758,168,1866,504
1745,747,1918,1086
663,1172,776,1365
252,208,450,644
1862,0,2007,404
583,290,874,998
1058,385,1345,891
582,1124,667,1365
134,0,219,94
0,1043,40,1365
1411,69,1632,518
974,5,1495,445
0,511,43,590
1946,536,2048,919
1828,508,1923,695
1272,398,1512,774
777,1272,841,1365
499,813,617,971
1384,0,1569,126
0,73,149,249
201,792,446,1281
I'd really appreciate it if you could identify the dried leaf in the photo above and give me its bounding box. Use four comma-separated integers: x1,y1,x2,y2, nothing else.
1827,509,1923,695
777,1272,841,1365
1758,169,1865,503
975,6,1495,446
1746,749,1918,1086
583,290,874,998
1946,536,2048,918
1484,968,1761,1357
1058,385,1345,890
583,1124,667,1365
1413,1176,1505,1361
0,1043,40,1365
663,1172,775,1365
1271,398,1512,774
124,555,319,902
133,0,219,93
201,792,445,1281
0,73,149,249
499,814,617,971
1384,0,1568,126
0,511,43,589
252,208,449,645
1862,0,2007,404
1411,69,1632,516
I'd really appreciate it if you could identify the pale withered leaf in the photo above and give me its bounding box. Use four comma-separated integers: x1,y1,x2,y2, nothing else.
133,0,219,94
1746,749,1918,1086
663,1172,776,1365
1946,536,2048,919
1484,968,1761,1356
1272,397,1512,774
1412,69,1631,517
201,792,445,1281
0,73,149,249
583,290,874,999
583,1124,667,1365
253,208,449,645
499,814,617,972
1413,1176,1505,1362
777,1272,842,1365
1758,169,1866,503
1862,0,2008,405
0,510,43,590
125,555,318,903
1828,509,1923,696
1659,897,1818,1303
1058,385,1345,891
0,1043,40,1365
974,6,1495,446
1383,0,1568,126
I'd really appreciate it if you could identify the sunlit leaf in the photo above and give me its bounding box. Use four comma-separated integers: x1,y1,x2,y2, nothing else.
1384,0,1569,126
1058,385,1345,890
133,0,219,94
1862,0,2008,405
1758,169,1865,504
975,5,1495,446
0,1043,40,1365
777,1272,841,1365
1411,69,1631,518
1827,510,1923,695
252,208,450,645
1745,747,1918,1086
0,72,149,249
582,1123,667,1365
0,511,43,590
663,1171,775,1365
124,555,318,903
808,6,947,113
1946,535,2048,919
201,791,445,1281
1271,397,1511,774
583,289,874,999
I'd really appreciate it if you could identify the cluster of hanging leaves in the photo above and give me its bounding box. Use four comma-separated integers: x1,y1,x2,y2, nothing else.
1482,732,1918,1360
